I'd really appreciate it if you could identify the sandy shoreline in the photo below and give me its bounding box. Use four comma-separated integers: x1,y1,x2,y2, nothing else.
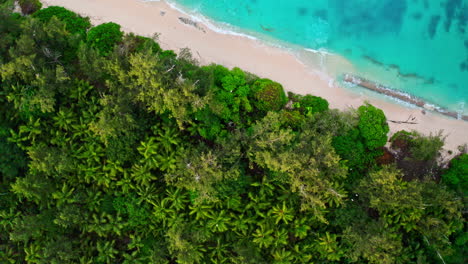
41,0,468,152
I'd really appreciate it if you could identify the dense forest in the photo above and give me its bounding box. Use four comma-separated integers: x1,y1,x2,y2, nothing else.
0,1,467,263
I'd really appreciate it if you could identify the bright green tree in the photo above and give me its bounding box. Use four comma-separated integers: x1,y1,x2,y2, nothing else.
87,22,123,56
358,103,389,150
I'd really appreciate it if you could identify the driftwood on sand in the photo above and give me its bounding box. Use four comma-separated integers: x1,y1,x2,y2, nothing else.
178,17,206,33
343,74,468,122
388,114,418,124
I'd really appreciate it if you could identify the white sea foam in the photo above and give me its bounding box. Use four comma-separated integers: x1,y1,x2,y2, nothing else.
144,1,323,55
304,48,333,56
161,0,259,40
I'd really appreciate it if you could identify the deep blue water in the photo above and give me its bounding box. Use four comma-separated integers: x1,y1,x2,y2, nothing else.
169,0,468,112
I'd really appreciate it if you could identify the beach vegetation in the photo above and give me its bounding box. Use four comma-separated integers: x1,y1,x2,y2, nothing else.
358,103,390,149
87,22,123,56
0,5,466,264
390,130,445,180
297,94,329,114
442,154,468,194
288,91,329,114
332,128,377,176
252,78,288,112
33,6,91,35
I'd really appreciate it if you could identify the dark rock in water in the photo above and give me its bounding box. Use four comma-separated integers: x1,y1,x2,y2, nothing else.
461,61,467,71
444,0,462,32
464,40,468,48
382,0,408,28
297,7,308,16
313,9,328,20
424,78,435,84
412,12,422,20
332,0,407,36
363,55,384,66
423,0,429,9
457,5,467,34
428,15,441,39
260,25,274,32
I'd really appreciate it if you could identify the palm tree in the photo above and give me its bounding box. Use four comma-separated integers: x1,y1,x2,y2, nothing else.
272,248,294,264
96,240,118,264
17,116,42,144
152,198,176,227
52,183,76,207
252,223,274,249
137,137,159,169
316,232,344,261
157,151,177,172
208,238,230,263
269,202,294,224
131,163,156,186
164,187,188,211
207,209,230,233
53,108,76,131
155,125,180,152
229,213,252,237
24,243,42,263
189,203,213,221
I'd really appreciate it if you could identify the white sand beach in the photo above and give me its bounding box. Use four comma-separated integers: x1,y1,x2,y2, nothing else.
42,0,468,152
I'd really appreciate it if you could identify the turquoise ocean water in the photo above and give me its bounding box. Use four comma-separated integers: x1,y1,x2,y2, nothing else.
165,0,468,113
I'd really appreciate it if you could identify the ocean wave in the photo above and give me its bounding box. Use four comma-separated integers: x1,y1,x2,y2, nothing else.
158,0,259,40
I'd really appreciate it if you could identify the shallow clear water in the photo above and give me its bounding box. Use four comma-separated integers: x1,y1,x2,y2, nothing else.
170,0,468,112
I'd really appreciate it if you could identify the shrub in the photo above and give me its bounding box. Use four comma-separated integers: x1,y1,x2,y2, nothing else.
358,103,389,150
116,34,163,56
408,133,444,161
133,35,162,54
389,130,444,181
214,67,252,123
332,128,377,173
442,154,468,193
159,50,177,63
391,130,444,161
280,110,304,129
212,64,231,86
251,79,287,112
18,0,42,15
33,6,91,35
288,92,329,114
299,95,329,114
87,22,123,56
0,8,23,61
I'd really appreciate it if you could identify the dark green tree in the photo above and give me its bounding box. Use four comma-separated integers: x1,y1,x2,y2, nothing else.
87,22,123,56
251,79,287,112
33,6,91,35
357,103,389,150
